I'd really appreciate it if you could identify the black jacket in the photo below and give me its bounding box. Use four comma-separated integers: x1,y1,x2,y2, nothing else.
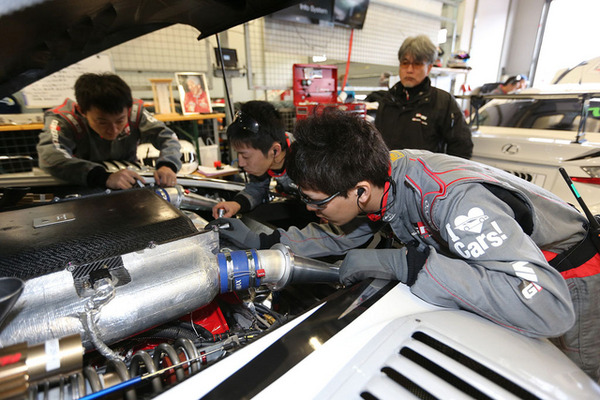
371,77,473,159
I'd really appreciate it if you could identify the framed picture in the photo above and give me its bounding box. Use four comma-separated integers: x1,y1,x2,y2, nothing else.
175,72,212,115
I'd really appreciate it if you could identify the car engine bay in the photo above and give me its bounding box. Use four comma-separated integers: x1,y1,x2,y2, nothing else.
0,183,340,399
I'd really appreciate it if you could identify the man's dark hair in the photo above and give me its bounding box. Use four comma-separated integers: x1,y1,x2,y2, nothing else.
228,101,286,156
75,73,133,114
287,111,390,197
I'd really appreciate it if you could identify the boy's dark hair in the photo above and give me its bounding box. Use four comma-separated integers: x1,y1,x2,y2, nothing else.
287,111,390,197
228,101,286,156
75,73,133,114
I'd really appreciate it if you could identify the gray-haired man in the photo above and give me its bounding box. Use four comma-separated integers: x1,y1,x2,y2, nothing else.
369,34,473,159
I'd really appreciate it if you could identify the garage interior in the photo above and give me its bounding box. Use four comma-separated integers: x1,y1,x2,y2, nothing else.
1,0,600,399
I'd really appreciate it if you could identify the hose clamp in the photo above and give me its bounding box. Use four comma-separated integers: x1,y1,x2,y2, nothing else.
225,251,234,292
245,250,256,288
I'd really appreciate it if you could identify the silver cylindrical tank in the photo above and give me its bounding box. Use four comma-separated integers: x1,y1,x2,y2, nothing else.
0,231,339,352
0,231,220,350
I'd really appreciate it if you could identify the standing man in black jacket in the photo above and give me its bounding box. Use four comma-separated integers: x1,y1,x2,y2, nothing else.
370,35,473,159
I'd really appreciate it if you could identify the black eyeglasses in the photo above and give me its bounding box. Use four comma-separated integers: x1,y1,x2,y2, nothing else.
232,111,260,134
298,187,341,210
400,59,427,68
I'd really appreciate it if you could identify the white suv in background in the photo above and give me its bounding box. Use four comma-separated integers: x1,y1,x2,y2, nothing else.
469,85,600,214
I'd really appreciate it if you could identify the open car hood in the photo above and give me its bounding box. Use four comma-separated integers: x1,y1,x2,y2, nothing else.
0,0,300,97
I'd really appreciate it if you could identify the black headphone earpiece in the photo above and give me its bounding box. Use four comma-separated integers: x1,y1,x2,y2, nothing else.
357,187,365,198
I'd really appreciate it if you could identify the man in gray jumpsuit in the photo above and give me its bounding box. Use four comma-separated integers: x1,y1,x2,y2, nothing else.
37,73,181,190
212,101,297,218
213,111,600,380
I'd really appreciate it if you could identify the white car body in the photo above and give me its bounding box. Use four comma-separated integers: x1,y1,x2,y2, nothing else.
552,56,600,84
470,85,600,214
160,280,600,399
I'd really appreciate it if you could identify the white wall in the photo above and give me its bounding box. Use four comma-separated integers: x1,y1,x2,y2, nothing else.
457,0,547,89
204,26,260,104
466,0,511,88
467,0,600,88
456,0,476,55
503,0,544,79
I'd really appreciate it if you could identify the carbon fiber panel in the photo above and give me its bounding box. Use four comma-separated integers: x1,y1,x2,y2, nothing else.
0,189,197,279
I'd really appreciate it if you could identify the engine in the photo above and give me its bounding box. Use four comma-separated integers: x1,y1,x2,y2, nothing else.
0,188,339,399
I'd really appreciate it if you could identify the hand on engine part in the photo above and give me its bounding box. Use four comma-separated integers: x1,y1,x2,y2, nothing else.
154,166,177,187
339,246,429,287
207,218,260,249
106,169,146,190
212,201,241,219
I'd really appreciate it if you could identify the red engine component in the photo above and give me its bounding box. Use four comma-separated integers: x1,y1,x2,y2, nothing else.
183,294,237,335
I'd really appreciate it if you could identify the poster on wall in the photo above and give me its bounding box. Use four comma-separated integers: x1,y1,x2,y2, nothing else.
175,72,212,115
21,54,114,108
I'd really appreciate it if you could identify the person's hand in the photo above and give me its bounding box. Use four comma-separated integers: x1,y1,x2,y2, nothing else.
212,201,241,219
206,218,260,249
154,166,177,187
404,245,429,285
339,246,429,287
340,249,401,287
106,169,145,190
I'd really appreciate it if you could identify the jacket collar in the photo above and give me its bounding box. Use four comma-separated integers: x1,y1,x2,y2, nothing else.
390,76,431,102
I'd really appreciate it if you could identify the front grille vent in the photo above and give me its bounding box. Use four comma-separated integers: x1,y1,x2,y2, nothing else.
504,170,534,182
360,331,541,400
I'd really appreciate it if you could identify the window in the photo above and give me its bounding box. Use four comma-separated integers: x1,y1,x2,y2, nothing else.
475,99,600,133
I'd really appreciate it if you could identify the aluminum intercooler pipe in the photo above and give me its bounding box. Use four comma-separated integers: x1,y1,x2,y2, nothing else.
154,185,220,211
0,230,339,352
217,243,340,292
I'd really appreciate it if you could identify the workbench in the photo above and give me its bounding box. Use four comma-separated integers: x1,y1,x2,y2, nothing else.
0,123,43,132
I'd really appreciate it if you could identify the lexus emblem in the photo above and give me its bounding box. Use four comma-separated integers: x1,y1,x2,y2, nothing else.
501,144,520,155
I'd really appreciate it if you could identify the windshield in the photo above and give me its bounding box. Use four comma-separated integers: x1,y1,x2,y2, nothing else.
473,98,600,133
